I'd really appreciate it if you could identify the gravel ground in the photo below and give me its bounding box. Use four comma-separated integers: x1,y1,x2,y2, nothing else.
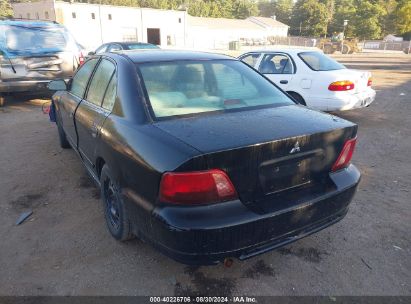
0,53,410,296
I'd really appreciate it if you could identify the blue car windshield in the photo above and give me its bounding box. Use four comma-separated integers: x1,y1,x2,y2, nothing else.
138,59,294,119
0,23,77,57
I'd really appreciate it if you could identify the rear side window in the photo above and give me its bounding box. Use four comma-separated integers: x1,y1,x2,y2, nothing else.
240,53,260,67
107,44,122,52
86,59,116,106
298,52,345,71
70,58,99,98
95,44,108,54
102,74,117,111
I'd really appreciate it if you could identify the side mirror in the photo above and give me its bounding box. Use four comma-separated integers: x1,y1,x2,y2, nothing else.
88,51,95,56
48,80,67,91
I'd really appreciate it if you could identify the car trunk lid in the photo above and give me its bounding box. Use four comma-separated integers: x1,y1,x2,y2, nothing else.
154,105,357,209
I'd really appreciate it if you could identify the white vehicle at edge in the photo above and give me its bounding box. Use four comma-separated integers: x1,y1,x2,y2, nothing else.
239,49,376,111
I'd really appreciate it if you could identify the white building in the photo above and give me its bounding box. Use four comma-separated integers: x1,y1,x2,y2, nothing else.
12,0,187,49
11,0,289,50
187,15,289,49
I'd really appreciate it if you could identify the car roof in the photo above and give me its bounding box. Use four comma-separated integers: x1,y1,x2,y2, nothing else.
0,19,63,28
117,50,235,63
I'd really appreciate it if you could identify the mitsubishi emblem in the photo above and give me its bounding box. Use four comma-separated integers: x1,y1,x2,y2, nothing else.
290,141,301,154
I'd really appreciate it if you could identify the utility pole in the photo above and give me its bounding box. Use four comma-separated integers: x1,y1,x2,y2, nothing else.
341,19,348,54
98,0,103,44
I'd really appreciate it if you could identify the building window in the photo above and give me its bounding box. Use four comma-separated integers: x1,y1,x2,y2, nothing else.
45,11,49,19
91,13,95,19
178,18,181,23
72,12,76,18
36,12,39,19
27,13,30,19
108,14,112,20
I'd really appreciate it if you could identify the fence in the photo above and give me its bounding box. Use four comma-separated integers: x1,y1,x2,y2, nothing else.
362,40,411,53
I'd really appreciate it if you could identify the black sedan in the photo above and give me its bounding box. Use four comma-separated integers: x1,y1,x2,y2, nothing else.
48,50,360,265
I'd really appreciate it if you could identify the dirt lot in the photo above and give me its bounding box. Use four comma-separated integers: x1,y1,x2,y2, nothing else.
0,53,410,296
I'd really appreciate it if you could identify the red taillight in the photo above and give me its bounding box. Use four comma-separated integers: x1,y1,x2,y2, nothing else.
367,77,372,87
332,138,357,172
79,52,85,66
328,81,355,91
159,169,238,205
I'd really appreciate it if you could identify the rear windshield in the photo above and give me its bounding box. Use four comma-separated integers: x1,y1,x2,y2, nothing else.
0,24,77,56
138,59,294,119
126,43,159,50
298,52,346,71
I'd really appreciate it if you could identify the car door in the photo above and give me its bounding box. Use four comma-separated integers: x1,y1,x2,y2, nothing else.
57,58,99,147
257,53,295,90
75,58,116,170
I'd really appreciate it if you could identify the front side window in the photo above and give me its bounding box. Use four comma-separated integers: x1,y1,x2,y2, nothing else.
299,51,346,71
138,60,293,119
259,54,294,74
70,58,99,98
86,59,116,106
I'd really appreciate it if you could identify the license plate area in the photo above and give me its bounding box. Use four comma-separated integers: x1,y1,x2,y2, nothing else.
258,149,323,195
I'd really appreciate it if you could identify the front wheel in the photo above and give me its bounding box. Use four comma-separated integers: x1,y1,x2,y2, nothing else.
56,115,71,149
100,165,134,241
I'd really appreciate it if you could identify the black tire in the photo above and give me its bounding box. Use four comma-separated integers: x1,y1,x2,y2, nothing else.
100,165,134,241
342,44,351,54
288,92,306,106
56,115,71,149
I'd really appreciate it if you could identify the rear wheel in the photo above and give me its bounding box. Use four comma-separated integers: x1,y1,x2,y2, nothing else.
100,165,134,241
56,115,71,149
341,44,351,54
288,92,306,106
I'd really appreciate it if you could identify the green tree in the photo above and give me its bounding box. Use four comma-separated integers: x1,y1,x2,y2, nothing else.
352,0,385,40
0,0,13,18
232,0,259,19
290,0,329,36
328,0,356,37
395,0,411,34
259,0,294,24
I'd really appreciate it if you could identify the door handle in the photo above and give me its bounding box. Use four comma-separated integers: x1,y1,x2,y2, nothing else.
91,123,98,138
280,80,288,84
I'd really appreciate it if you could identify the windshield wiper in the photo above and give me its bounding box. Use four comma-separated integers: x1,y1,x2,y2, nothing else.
0,50,17,73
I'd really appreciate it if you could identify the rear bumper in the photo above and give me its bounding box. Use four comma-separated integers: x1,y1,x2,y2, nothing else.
0,79,51,93
309,89,376,111
127,165,360,265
